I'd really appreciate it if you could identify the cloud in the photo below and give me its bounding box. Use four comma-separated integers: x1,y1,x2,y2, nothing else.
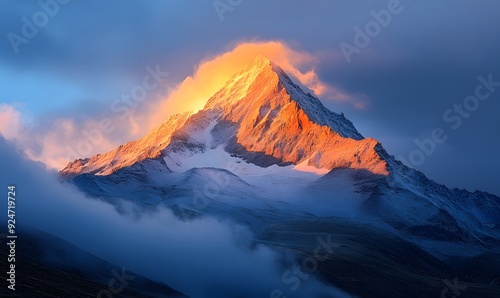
3,113,119,170
0,103,22,139
5,40,362,171
146,40,356,128
0,136,349,298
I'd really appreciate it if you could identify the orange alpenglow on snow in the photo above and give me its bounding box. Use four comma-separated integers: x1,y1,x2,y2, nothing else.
61,113,191,176
205,56,389,175
61,56,389,177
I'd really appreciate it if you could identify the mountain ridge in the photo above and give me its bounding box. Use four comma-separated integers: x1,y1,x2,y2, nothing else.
60,57,500,248
61,56,388,177
60,55,500,247
57,55,500,298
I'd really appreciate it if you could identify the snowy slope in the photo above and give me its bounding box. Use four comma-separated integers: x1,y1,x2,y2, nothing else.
61,112,191,176
62,56,500,260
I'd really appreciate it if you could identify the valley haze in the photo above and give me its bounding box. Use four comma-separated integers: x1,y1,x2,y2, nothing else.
1,2,500,297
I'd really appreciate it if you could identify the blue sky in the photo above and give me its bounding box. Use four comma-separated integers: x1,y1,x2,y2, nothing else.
1,0,499,195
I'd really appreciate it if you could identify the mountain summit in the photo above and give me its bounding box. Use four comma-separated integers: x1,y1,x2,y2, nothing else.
60,56,500,298
62,56,388,176
61,56,500,250
61,55,500,250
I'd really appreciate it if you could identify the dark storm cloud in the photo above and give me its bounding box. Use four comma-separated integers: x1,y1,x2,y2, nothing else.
1,0,498,195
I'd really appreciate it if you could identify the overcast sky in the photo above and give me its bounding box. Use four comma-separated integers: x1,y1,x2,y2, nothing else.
1,0,499,195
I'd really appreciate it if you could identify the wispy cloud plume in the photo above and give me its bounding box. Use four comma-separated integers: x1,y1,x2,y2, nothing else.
3,40,361,170
148,40,356,127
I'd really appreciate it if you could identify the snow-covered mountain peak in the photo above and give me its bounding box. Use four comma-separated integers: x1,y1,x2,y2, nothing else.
59,56,500,263
205,56,363,139
61,56,389,177
204,55,278,111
